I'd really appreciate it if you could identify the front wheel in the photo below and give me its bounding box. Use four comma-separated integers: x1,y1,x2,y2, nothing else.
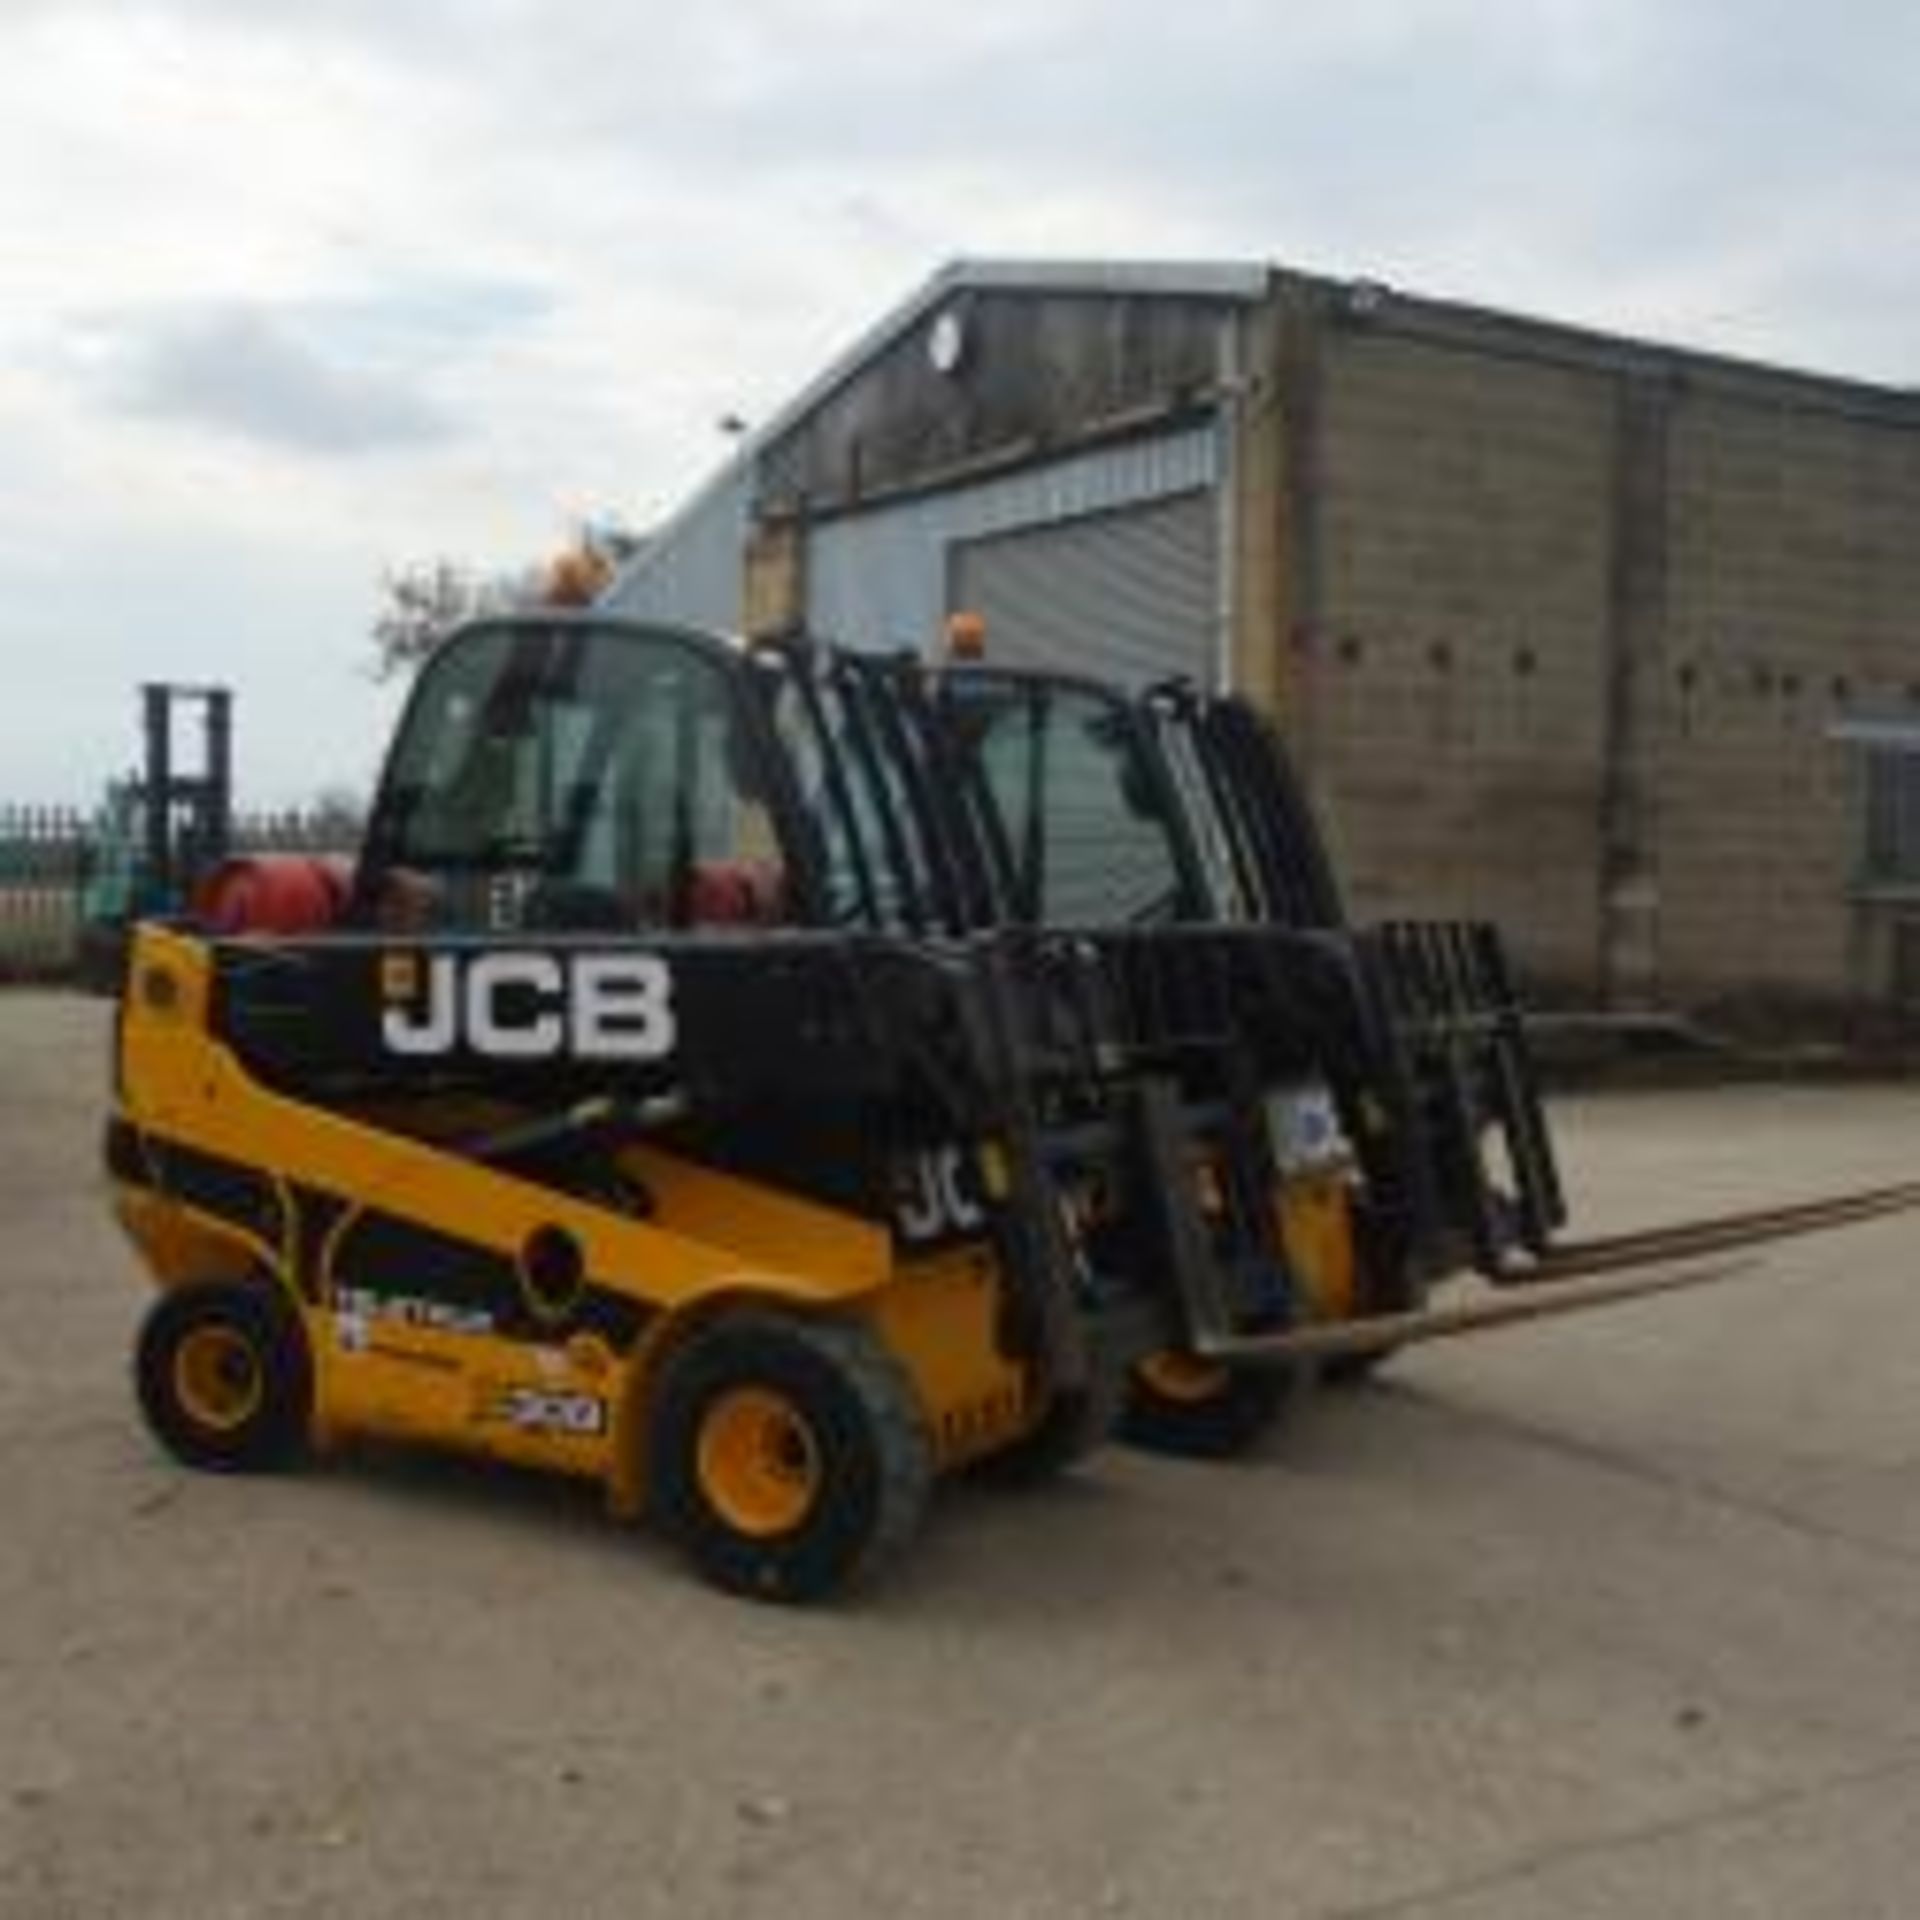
1118,1350,1293,1459
650,1313,933,1603
135,1279,313,1473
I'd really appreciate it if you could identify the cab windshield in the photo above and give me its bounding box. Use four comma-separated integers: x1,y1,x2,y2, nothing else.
754,651,1196,932
364,622,788,932
935,674,1192,926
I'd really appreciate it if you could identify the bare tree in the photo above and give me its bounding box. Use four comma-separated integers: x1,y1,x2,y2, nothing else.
308,784,367,841
370,524,644,679
370,559,525,679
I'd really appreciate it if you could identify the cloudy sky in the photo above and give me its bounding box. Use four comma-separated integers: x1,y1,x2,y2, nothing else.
2,0,1913,805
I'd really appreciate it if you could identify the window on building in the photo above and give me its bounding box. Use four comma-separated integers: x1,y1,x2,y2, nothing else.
1894,923,1920,1008
1863,748,1920,889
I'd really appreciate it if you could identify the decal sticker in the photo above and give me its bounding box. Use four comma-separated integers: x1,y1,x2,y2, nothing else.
483,1387,609,1437
1267,1081,1353,1174
334,1285,494,1338
894,1146,988,1245
378,951,677,1063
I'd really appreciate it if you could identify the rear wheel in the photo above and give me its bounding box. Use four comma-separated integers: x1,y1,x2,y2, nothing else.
651,1313,932,1603
1118,1349,1292,1459
135,1279,313,1473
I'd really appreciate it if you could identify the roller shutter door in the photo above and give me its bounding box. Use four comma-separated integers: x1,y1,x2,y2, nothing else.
949,490,1217,688
803,426,1220,659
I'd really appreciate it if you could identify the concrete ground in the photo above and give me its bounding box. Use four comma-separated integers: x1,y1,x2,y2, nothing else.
3,991,1917,1920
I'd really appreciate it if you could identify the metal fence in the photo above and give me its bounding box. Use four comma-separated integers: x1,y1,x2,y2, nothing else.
0,807,93,977
0,805,357,980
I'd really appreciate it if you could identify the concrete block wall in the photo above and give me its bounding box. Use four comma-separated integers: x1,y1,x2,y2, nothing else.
1287,327,1618,997
1654,394,1920,1012
1262,297,1920,1017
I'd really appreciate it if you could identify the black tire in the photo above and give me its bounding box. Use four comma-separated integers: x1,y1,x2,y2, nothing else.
135,1279,313,1473
1118,1354,1293,1460
650,1313,932,1604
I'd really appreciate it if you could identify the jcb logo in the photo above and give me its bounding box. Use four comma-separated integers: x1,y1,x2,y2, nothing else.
380,952,676,1062
895,1147,987,1245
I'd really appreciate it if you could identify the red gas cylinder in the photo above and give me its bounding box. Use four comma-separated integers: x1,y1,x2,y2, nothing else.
686,857,785,927
191,855,354,935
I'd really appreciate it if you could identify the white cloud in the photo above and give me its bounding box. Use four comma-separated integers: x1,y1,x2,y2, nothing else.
102,302,457,451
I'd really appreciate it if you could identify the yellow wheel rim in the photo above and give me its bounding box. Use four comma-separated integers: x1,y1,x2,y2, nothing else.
1136,1348,1231,1407
173,1325,264,1432
696,1386,822,1538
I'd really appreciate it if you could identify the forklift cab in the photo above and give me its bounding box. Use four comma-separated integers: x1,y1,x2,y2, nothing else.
352,618,799,936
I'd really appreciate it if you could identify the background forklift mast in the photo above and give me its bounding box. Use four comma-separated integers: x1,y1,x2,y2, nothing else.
137,681,233,915
79,682,234,986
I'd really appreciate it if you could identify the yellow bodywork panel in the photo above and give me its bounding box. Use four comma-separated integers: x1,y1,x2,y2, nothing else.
1279,1172,1359,1323
864,1242,1030,1469
113,1187,259,1289
312,1318,628,1484
619,1143,890,1294
117,930,884,1321
113,924,1029,1507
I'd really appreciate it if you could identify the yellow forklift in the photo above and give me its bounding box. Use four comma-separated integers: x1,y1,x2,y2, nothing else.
111,616,1263,1598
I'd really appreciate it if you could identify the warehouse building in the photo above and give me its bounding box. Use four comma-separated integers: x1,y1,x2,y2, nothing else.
604,259,1920,1026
